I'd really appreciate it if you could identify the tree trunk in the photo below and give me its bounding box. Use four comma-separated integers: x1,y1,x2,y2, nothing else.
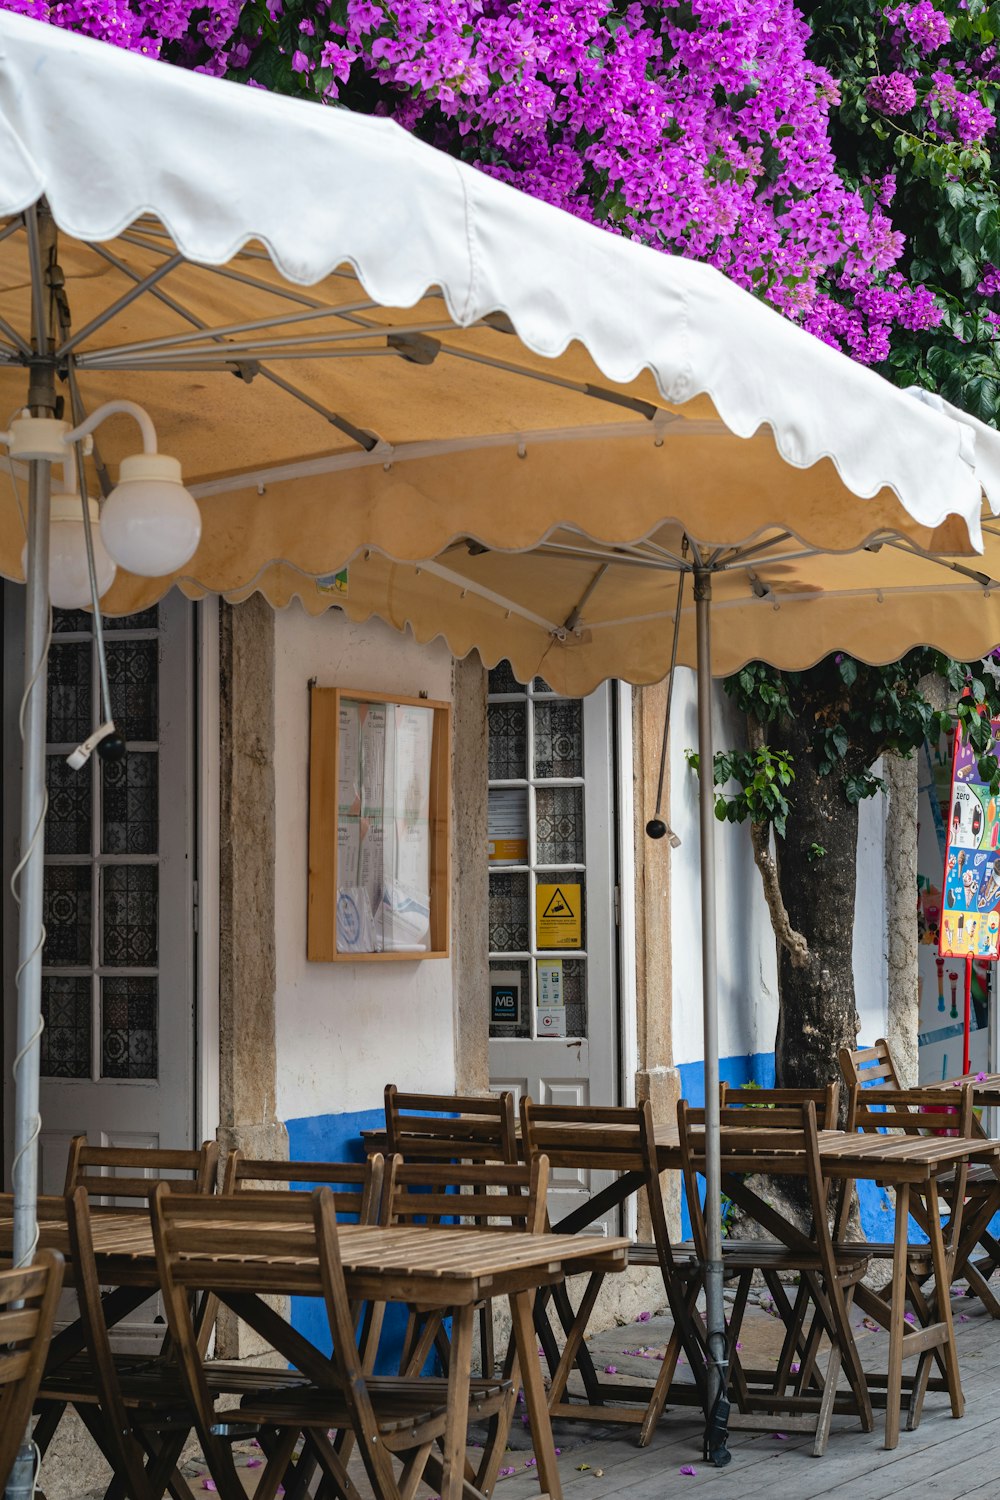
770,715,862,1090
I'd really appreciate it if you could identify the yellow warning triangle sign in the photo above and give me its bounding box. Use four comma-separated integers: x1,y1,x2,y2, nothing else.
536,883,582,948
542,887,574,919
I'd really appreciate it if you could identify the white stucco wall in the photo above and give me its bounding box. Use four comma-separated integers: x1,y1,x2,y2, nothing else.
669,670,888,1070
272,603,457,1124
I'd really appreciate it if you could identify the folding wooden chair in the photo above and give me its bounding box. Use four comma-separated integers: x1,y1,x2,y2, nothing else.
150,1187,513,1500
0,1252,64,1493
384,1084,518,1163
678,1098,873,1456
841,1040,1000,1316
520,1097,703,1444
385,1154,547,1379
32,1138,221,1492
844,1080,983,1430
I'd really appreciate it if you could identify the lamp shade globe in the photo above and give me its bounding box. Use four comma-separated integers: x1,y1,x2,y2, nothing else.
100,453,202,577
21,495,116,608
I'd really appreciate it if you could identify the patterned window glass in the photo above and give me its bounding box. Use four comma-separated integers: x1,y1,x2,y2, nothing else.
533,700,583,779
487,662,588,1040
39,606,163,1082
102,977,158,1079
46,755,92,855
536,786,584,865
487,661,524,696
487,701,527,780
102,753,158,855
42,866,92,966
47,641,92,745
489,872,530,953
107,639,158,742
103,865,158,967
41,977,91,1079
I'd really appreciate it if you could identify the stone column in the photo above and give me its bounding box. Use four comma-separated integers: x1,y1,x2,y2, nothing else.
633,682,681,1235
884,750,919,1087
216,596,287,1357
452,654,490,1094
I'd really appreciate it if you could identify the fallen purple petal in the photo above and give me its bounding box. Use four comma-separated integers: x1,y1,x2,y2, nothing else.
604,1364,618,1375
680,1464,697,1476
772,1432,789,1440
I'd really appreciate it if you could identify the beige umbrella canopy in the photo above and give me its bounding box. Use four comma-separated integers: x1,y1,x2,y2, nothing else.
287,517,1000,697
3,16,1000,1470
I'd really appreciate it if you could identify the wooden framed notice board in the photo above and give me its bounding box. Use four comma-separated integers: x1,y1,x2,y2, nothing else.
308,686,451,961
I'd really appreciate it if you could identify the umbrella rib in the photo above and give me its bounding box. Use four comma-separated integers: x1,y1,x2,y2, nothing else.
717,544,828,572
76,299,384,361
188,418,690,498
563,563,610,632
536,542,682,572
116,231,338,310
439,342,664,420
712,532,793,568
77,322,455,367
879,536,999,589
413,559,567,635
86,242,381,452
55,254,184,358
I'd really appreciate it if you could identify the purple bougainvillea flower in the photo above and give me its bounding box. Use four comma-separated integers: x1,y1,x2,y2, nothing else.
604,1364,618,1375
636,1310,652,1322
680,1465,697,1476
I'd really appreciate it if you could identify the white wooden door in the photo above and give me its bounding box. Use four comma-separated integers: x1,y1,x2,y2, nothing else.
486,667,619,1233
2,592,197,1193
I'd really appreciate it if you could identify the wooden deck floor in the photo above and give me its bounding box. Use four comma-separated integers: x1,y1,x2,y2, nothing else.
496,1292,1000,1500
53,1288,1000,1500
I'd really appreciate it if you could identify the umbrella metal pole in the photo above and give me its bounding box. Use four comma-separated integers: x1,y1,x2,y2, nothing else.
7,215,56,1500
694,566,730,1466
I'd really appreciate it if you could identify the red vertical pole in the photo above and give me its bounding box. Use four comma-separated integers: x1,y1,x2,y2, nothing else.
964,953,973,1076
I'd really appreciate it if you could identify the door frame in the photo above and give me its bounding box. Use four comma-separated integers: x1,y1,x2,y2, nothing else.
0,585,218,1173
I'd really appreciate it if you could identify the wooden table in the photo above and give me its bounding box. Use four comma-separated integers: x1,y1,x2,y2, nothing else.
0,1205,628,1500
500,1120,1000,1450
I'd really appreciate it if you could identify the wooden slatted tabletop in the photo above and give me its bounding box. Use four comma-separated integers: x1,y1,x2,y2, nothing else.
0,1204,629,1302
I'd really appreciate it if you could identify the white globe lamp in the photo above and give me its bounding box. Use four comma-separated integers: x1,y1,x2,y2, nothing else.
21,495,116,609
100,453,202,577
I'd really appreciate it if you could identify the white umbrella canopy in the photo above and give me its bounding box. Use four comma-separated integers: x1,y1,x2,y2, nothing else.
2,13,1000,1473
0,14,998,596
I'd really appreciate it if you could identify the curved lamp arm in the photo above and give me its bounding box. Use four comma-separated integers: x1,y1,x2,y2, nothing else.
65,399,158,455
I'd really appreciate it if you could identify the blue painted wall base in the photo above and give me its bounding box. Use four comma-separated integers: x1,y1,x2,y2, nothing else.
285,1108,426,1374
674,1051,916,1244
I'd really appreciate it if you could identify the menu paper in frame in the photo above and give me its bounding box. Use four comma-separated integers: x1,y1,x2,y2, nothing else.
309,686,451,962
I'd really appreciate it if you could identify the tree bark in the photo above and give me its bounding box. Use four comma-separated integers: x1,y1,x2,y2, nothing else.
768,714,863,1090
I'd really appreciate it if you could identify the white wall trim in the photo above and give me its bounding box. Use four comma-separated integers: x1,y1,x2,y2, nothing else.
196,596,221,1145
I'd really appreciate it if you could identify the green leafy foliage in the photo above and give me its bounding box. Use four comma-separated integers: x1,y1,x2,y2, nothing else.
712,651,1000,836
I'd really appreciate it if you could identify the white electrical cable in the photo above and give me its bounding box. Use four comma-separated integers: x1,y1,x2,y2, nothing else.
8,606,51,1270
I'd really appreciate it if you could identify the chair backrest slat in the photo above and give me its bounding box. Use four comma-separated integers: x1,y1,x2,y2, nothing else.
848,1083,975,1138
65,1136,219,1199
719,1082,840,1130
384,1085,517,1163
221,1153,384,1224
839,1039,902,1095
387,1155,548,1233
0,1252,64,1490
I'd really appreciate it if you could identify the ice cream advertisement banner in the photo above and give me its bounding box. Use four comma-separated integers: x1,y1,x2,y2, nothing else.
940,722,1000,962
916,725,993,1083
